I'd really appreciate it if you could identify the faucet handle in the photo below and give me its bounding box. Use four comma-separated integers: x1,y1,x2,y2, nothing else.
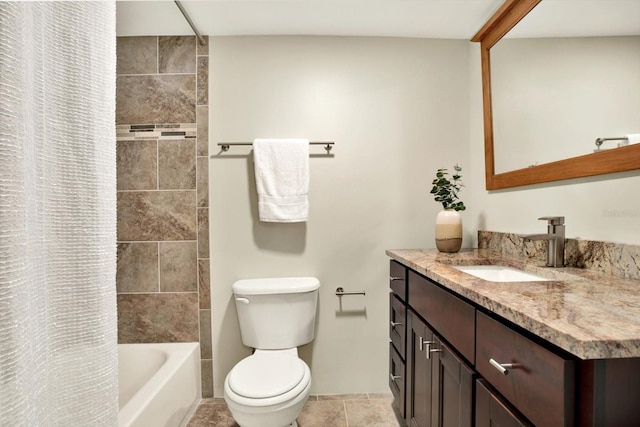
538,216,565,225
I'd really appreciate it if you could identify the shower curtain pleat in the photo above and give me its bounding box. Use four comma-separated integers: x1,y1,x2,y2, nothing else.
0,2,118,426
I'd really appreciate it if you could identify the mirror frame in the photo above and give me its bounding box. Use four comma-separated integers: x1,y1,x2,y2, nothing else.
471,0,640,190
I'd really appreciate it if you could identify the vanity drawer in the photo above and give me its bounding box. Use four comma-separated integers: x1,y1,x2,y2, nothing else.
389,260,407,302
408,270,475,363
389,343,406,418
476,311,574,427
389,293,406,359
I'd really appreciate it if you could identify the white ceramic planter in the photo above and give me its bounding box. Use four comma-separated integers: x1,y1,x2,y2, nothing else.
435,209,462,253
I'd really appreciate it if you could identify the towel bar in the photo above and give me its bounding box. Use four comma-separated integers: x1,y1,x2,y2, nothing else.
595,136,629,149
218,141,334,154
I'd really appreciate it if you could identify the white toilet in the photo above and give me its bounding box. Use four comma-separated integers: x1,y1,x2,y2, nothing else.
224,277,320,427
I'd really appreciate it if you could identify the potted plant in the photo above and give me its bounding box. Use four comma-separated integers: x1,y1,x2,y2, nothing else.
430,164,465,252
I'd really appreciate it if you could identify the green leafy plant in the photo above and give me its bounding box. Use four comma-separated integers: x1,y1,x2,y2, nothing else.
430,164,466,211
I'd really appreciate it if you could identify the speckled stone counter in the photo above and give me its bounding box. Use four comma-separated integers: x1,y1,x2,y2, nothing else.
386,248,640,360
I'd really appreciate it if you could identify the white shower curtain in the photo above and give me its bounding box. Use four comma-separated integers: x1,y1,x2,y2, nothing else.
0,2,118,426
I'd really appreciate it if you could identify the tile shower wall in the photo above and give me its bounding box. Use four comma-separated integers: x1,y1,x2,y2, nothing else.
115,36,212,397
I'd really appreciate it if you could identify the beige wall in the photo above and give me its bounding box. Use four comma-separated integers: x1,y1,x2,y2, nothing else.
209,36,471,396
467,43,640,246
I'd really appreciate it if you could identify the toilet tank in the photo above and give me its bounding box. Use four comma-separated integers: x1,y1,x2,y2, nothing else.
232,277,320,349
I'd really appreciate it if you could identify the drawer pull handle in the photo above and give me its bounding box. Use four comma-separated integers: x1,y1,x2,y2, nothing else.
390,321,403,328
390,374,401,382
389,276,403,281
489,358,514,375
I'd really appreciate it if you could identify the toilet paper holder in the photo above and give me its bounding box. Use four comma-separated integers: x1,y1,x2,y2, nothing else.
335,287,366,296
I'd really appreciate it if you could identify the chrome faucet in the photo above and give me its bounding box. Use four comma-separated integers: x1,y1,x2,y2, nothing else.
521,216,566,267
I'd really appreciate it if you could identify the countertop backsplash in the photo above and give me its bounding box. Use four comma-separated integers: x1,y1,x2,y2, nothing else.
478,230,640,281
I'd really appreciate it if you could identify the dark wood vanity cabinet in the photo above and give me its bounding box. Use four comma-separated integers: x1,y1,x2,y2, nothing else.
407,311,437,427
476,380,532,427
476,311,574,427
389,261,573,427
390,256,640,427
392,266,474,427
407,311,473,427
389,260,408,418
435,339,474,427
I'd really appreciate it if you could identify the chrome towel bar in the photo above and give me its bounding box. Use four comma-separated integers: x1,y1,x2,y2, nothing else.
595,136,629,150
218,141,334,154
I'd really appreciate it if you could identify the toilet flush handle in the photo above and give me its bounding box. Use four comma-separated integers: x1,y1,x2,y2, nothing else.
235,297,250,305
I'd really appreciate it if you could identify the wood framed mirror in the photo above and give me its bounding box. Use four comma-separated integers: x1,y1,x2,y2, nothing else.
471,0,640,190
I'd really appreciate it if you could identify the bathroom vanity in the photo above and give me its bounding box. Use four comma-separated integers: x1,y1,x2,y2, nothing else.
387,249,640,427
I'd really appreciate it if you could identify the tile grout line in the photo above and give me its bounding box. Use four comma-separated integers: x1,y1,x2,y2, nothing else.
194,49,202,377
157,241,161,292
156,137,160,190
343,400,349,427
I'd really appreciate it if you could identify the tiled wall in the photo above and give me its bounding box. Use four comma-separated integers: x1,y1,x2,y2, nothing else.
115,36,211,396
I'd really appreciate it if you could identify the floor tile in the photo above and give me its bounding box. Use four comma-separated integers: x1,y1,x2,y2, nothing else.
297,400,347,427
317,393,368,401
368,393,394,400
186,395,403,427
186,403,239,427
345,399,400,427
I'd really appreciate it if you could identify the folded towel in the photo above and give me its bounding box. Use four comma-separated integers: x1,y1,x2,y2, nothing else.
253,138,309,222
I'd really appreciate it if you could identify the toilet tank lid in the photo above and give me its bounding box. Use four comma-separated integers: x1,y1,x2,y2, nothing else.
232,277,320,295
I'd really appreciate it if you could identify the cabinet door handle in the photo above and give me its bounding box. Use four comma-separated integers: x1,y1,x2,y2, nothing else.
419,337,435,351
390,321,403,328
489,358,514,375
427,347,442,360
389,276,403,281
390,374,401,382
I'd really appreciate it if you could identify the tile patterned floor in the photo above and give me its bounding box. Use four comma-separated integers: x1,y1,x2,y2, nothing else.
186,394,405,427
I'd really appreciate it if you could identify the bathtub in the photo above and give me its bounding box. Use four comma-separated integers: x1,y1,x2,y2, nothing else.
118,343,201,427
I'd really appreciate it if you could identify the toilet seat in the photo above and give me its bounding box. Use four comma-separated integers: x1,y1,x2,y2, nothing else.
228,351,306,399
225,351,311,408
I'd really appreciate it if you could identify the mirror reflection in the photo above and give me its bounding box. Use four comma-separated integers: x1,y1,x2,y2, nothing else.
474,0,640,188
492,35,640,173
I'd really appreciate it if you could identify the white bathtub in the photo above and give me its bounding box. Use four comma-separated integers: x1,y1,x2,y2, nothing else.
118,343,201,427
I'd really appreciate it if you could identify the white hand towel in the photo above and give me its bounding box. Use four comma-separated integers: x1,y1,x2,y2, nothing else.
253,138,309,222
626,133,640,145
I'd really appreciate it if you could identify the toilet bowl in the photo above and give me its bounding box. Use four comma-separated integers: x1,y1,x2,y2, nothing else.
224,348,311,427
223,277,320,427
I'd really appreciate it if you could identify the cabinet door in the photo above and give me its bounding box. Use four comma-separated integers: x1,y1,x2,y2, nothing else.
432,339,473,427
476,380,533,427
408,311,436,427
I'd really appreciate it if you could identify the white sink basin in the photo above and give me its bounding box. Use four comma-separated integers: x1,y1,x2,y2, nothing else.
453,265,550,282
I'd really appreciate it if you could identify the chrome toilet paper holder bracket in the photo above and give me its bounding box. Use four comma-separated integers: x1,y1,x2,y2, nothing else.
335,287,366,296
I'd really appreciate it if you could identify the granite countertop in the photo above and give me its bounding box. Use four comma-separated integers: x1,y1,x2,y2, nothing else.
386,248,640,360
